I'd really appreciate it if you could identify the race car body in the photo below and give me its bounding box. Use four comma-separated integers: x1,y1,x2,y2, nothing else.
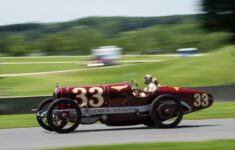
36,82,213,133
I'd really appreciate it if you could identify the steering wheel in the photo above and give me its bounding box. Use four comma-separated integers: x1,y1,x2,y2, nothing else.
131,80,142,95
131,80,138,89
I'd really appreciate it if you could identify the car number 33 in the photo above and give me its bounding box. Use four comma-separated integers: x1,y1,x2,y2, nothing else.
72,87,104,107
194,93,209,107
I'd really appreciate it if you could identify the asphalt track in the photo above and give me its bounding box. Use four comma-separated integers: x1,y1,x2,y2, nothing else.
0,119,235,150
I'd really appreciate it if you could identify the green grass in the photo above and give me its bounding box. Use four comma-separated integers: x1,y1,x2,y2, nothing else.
0,63,86,74
0,45,234,96
121,55,176,61
0,56,90,62
0,102,234,129
184,102,235,119
0,55,174,75
48,140,235,150
0,55,174,63
0,114,37,128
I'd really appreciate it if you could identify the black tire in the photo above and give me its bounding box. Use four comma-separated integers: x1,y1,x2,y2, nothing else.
47,98,81,133
36,97,54,131
150,95,183,128
144,119,156,127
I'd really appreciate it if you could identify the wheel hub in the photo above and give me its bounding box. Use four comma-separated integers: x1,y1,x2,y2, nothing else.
61,112,68,118
158,104,174,119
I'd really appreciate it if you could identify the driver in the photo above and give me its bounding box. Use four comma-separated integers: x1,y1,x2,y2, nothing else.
133,74,157,98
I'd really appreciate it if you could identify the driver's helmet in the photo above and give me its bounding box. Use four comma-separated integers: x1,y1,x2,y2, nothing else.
144,74,153,83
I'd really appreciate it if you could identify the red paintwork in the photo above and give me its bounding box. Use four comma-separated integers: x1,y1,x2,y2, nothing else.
54,82,213,126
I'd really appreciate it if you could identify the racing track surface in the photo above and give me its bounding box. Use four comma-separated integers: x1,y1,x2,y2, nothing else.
0,119,235,150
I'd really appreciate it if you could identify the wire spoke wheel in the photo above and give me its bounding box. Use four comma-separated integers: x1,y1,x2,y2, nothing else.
47,98,81,133
36,97,54,131
150,95,183,128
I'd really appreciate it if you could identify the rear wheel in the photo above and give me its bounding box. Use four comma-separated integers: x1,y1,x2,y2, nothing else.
150,95,183,128
47,98,81,133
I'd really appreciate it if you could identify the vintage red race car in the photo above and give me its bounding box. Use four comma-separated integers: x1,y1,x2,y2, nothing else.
36,81,213,133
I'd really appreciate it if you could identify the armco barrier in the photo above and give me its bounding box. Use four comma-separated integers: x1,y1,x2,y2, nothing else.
0,96,49,115
189,84,235,101
0,84,234,114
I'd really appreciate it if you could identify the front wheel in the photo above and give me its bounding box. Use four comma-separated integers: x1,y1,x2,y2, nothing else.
47,98,81,133
150,95,183,128
36,97,54,131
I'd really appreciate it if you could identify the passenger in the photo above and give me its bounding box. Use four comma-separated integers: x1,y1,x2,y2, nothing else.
152,77,161,87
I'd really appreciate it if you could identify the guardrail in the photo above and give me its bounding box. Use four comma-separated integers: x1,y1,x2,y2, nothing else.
0,84,234,115
189,84,235,101
0,96,49,115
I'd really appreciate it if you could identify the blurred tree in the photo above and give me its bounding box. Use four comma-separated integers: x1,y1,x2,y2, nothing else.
2,35,30,56
0,15,232,56
39,27,106,55
113,23,231,53
0,23,43,32
39,34,64,55
60,28,106,55
201,0,235,39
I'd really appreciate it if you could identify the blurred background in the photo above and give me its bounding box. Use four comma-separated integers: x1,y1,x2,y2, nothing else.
0,0,234,129
0,3,235,150
0,0,233,56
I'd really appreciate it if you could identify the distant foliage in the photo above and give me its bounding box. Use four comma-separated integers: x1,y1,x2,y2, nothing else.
201,0,235,39
0,23,44,33
0,15,232,56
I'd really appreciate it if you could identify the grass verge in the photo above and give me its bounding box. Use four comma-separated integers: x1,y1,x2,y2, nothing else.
0,45,235,96
48,140,235,150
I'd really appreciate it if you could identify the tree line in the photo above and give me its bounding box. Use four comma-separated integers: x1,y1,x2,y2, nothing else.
0,13,233,56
